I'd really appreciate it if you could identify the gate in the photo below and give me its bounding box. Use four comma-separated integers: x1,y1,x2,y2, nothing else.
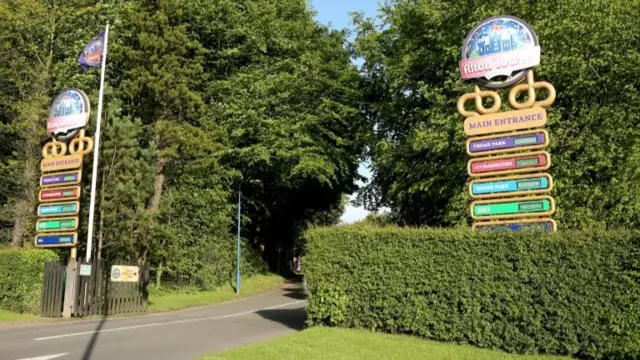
41,261,65,317
74,257,149,316
41,258,149,318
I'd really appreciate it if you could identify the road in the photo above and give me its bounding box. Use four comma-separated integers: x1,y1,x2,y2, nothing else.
0,284,306,360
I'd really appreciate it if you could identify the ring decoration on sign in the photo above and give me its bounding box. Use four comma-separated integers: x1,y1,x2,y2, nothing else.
68,129,94,156
508,71,556,109
42,140,68,159
457,84,502,118
42,130,94,158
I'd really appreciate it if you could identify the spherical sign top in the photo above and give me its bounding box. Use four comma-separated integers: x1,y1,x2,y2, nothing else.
459,16,540,89
47,89,90,141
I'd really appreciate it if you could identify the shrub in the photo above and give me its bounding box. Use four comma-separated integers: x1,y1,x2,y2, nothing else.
304,225,640,359
0,248,59,314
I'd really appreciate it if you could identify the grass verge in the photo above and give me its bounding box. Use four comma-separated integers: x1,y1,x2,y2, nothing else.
0,309,38,323
148,274,286,313
202,327,571,360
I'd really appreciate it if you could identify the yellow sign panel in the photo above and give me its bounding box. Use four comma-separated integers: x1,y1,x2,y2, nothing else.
464,107,547,136
41,154,83,172
110,265,140,283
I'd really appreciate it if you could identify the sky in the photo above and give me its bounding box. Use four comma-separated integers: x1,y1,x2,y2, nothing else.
311,0,379,224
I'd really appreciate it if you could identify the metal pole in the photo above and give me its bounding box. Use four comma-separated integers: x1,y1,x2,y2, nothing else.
86,22,110,262
236,185,241,294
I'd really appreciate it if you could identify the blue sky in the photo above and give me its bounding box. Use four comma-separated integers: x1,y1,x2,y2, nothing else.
311,0,379,223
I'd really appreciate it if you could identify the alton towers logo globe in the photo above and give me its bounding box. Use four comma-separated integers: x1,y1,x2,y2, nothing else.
47,89,91,141
459,15,540,88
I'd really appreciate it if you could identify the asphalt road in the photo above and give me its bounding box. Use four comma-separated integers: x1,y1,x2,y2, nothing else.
0,284,306,360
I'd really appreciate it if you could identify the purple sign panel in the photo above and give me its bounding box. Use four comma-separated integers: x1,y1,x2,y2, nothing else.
469,132,544,153
40,171,81,187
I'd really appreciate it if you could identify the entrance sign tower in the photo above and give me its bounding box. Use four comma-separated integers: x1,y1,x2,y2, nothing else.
457,16,557,232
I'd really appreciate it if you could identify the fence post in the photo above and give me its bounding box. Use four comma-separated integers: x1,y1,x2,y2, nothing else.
62,251,78,319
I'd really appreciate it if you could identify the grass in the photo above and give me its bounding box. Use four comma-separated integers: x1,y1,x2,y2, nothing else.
202,327,572,360
0,309,38,323
148,274,286,313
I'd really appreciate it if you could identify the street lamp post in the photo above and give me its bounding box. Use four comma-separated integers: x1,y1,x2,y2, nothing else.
236,184,242,294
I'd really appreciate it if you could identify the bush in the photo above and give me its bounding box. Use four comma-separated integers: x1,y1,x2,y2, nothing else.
0,248,59,314
304,225,640,359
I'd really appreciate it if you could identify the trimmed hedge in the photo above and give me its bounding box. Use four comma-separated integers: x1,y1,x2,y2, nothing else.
0,248,59,314
304,226,640,359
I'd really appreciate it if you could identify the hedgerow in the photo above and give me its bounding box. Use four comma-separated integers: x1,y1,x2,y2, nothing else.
304,226,640,359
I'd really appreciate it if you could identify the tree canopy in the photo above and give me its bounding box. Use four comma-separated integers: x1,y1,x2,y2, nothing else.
354,0,640,229
0,0,367,287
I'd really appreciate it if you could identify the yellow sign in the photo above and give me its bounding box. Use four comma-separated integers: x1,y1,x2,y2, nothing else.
464,107,547,136
110,265,140,283
41,154,83,172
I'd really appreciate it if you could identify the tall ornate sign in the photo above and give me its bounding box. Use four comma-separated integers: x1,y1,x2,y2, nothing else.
457,16,557,232
35,89,94,248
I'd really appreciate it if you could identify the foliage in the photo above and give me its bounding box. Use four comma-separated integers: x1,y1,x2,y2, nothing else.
148,274,284,312
0,249,58,313
201,327,571,360
354,0,640,229
304,226,640,359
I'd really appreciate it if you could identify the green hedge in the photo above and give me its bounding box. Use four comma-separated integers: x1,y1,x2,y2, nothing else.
0,248,59,314
304,226,640,359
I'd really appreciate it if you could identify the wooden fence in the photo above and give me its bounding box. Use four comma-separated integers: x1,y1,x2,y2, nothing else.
41,258,149,318
41,261,65,317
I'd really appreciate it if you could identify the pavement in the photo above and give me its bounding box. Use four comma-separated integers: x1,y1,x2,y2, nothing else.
0,283,306,360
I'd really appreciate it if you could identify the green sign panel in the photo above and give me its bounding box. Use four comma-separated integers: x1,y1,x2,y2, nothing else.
38,202,78,217
474,200,551,217
37,218,77,231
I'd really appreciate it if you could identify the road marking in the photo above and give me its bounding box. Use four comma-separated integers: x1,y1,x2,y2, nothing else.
14,353,68,360
35,300,305,341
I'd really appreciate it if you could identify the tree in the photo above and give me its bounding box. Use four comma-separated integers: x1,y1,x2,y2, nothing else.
355,0,640,229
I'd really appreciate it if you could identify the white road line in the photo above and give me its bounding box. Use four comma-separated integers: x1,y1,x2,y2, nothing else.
34,300,305,341
14,353,68,360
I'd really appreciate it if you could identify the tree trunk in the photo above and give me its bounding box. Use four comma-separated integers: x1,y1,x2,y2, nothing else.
148,157,166,212
139,157,166,264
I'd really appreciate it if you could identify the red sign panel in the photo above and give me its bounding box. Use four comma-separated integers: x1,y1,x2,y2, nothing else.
39,186,81,203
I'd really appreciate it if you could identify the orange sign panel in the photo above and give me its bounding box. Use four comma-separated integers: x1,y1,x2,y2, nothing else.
464,107,547,136
41,155,83,172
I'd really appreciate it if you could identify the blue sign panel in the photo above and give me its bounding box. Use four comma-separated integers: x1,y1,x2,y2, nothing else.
35,233,77,248
475,222,553,232
472,176,548,196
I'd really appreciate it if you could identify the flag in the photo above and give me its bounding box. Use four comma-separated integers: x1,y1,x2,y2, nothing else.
78,31,105,71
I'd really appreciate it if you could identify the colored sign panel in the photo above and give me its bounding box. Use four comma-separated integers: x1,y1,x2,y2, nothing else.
471,176,549,196
468,151,550,177
110,265,140,283
41,155,83,172
473,219,556,232
34,232,77,248
39,186,80,203
36,217,78,232
471,196,555,220
47,89,90,141
459,16,540,88
468,131,546,156
80,264,92,277
40,170,81,187
464,107,547,136
38,202,79,217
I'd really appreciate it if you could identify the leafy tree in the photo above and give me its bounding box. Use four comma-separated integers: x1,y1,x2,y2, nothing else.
355,0,640,229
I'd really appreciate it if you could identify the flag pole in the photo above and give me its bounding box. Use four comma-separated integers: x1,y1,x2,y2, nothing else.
86,22,109,262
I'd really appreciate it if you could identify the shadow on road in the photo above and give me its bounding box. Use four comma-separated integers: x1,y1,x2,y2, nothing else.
256,307,306,331
282,287,306,300
81,315,107,360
